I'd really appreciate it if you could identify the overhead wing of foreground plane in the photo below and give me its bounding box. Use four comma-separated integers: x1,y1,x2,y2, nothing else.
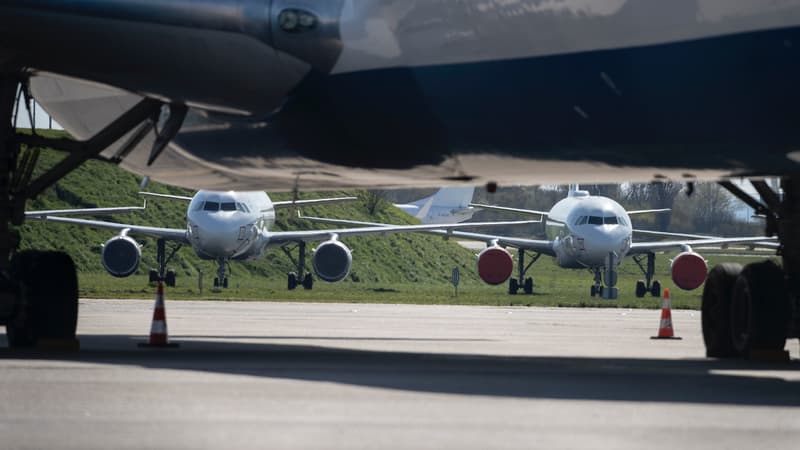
303,187,776,299
2,2,799,356
30,190,537,291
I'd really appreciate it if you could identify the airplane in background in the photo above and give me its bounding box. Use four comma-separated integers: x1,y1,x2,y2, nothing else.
303,186,777,299
29,190,536,291
394,187,476,224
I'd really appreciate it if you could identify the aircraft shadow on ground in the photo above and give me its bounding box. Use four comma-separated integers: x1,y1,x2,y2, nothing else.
3,334,800,407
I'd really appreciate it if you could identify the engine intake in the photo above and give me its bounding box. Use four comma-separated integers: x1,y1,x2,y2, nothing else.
102,235,141,278
312,239,352,282
671,251,708,290
477,245,513,285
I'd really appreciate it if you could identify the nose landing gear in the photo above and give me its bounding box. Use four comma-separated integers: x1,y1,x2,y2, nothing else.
213,258,230,289
590,253,619,299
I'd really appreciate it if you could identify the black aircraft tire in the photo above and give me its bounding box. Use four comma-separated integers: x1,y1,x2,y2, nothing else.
508,278,518,295
523,277,533,295
6,251,78,347
730,260,789,356
651,280,661,298
635,281,646,298
702,263,742,357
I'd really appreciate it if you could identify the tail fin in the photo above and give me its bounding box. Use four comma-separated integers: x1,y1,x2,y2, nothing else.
428,186,475,209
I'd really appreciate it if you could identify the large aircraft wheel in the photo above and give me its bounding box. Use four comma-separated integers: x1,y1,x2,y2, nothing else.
222,277,229,289
302,272,313,290
213,277,219,288
650,281,661,298
590,285,597,297
6,251,78,348
635,281,646,298
702,263,742,357
148,269,159,283
508,278,518,295
287,272,297,290
730,260,789,356
523,277,534,295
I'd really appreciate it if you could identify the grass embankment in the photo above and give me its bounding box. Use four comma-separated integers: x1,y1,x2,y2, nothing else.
20,130,777,309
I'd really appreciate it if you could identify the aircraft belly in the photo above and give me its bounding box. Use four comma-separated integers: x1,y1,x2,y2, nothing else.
11,2,800,190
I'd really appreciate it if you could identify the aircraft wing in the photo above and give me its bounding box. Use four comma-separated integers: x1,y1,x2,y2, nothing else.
468,203,548,217
629,236,779,254
25,202,147,218
296,216,556,255
30,216,189,243
267,218,540,246
272,197,358,208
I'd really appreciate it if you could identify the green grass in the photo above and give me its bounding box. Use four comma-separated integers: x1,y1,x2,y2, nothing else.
20,130,777,310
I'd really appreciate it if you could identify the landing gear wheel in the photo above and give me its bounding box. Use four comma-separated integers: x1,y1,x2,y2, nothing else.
730,260,789,356
6,251,79,348
165,269,176,287
508,278,518,295
213,277,219,288
302,272,313,290
590,285,597,297
702,263,741,357
635,280,646,298
149,269,159,283
287,272,297,290
523,277,533,295
650,280,661,298
222,277,229,289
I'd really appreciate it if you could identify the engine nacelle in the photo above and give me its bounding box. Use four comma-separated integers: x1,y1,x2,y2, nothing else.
477,245,514,285
670,251,708,290
102,235,141,278
312,239,352,282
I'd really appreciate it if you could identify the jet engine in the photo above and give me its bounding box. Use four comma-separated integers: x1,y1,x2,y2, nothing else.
312,239,352,282
477,245,513,285
101,234,141,278
670,251,708,290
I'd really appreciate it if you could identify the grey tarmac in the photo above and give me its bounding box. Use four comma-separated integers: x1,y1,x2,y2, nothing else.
1,298,799,450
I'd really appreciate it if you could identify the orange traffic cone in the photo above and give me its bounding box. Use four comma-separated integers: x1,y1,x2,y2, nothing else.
651,288,682,340
138,281,179,348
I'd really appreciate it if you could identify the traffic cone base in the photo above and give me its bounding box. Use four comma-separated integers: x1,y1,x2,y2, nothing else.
139,281,180,348
651,288,682,340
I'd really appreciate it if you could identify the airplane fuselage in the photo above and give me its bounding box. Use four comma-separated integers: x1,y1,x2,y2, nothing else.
545,193,632,270
6,1,800,190
186,190,275,261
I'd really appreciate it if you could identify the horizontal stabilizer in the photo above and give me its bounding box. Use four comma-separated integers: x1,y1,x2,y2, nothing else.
627,208,671,215
273,196,358,208
139,191,193,201
26,201,147,218
468,203,548,217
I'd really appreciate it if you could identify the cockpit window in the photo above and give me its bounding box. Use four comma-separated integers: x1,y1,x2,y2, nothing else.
588,216,603,225
203,201,219,212
221,202,236,211
604,216,618,225
237,203,250,213
618,216,628,227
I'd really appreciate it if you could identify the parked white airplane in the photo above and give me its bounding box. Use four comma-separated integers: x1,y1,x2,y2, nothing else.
30,190,535,290
395,187,476,224
303,186,777,299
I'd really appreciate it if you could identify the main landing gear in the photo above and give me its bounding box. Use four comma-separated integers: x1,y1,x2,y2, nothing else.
282,241,313,290
632,252,662,298
0,74,172,348
700,178,800,358
213,258,230,289
147,238,180,287
508,249,540,295
590,252,619,299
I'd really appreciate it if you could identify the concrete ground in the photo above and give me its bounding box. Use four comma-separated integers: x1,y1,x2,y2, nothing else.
1,299,799,449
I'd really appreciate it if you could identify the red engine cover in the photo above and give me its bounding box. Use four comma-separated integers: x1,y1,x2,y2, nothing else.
671,251,709,291
477,246,513,285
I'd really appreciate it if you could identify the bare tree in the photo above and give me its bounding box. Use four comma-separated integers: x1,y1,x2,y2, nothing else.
359,190,389,215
